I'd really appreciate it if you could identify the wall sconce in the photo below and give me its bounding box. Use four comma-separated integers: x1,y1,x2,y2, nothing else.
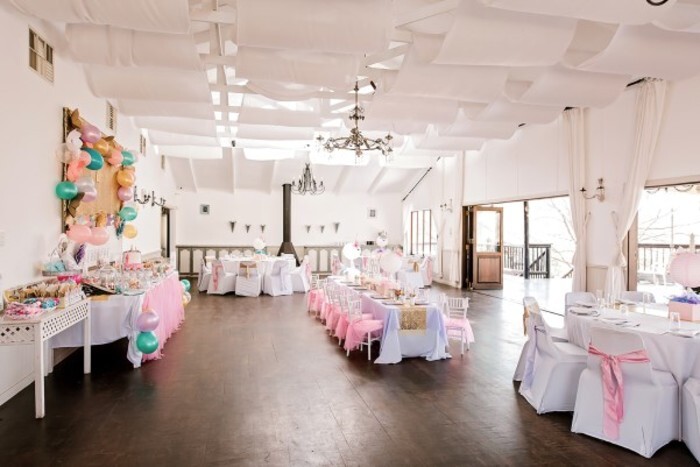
260,224,266,233
319,225,325,233
333,222,340,233
440,199,453,212
133,185,165,207
245,224,251,233
580,178,606,202
229,221,236,232
305,225,311,233
133,185,151,205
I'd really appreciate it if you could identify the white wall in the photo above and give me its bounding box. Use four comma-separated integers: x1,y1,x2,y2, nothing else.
402,156,463,287
176,188,402,247
0,7,174,405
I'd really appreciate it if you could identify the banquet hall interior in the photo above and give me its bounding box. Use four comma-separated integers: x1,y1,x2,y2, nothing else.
2,0,700,465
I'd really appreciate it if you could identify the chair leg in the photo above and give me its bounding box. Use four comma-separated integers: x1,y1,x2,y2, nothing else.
460,330,465,356
367,333,371,361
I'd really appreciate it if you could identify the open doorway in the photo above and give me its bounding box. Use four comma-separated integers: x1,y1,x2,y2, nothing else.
633,183,700,303
161,207,171,259
463,196,574,313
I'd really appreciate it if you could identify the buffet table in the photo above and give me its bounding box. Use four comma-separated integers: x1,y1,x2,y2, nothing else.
566,305,700,386
51,272,185,368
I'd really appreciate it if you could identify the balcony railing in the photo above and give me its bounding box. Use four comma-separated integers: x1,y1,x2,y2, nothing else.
503,244,552,279
637,242,698,282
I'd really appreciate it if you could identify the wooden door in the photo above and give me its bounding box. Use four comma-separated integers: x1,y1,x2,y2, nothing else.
471,206,504,290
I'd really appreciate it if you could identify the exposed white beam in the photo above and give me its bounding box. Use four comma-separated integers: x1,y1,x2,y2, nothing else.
334,166,351,194
200,54,236,66
190,9,236,24
188,158,199,193
394,0,459,29
368,167,389,194
223,147,235,193
269,160,279,194
210,84,354,101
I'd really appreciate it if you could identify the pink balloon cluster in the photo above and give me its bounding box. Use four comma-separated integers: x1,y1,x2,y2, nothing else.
66,225,110,245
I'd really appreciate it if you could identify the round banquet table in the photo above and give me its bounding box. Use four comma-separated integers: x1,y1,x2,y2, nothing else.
566,306,700,386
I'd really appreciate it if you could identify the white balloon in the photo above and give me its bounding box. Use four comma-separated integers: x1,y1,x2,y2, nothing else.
379,251,402,274
253,238,266,250
342,242,361,261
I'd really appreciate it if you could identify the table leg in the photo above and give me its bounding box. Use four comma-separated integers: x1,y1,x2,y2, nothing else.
83,309,91,374
34,325,45,419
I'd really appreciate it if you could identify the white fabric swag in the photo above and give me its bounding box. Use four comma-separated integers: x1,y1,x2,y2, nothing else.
605,79,667,297
564,107,589,293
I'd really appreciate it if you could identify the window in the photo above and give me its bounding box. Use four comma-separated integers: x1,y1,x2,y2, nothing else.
106,101,117,132
139,134,147,155
410,210,437,256
29,29,53,82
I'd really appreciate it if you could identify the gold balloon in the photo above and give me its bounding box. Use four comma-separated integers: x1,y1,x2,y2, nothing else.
182,295,190,306
116,169,135,187
123,224,138,239
93,138,111,156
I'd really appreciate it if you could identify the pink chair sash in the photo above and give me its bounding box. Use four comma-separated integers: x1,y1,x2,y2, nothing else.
211,263,223,291
588,344,650,440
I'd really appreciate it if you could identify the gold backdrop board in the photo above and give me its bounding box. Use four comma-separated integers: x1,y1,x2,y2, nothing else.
72,164,122,219
61,107,126,224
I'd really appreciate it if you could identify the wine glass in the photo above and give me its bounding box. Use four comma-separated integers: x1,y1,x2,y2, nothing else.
669,312,681,332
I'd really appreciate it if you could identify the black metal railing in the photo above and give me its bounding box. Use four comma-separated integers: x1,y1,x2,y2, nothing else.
503,244,552,279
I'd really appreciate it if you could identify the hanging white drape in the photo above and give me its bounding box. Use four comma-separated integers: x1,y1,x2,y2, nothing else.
564,107,589,292
605,78,667,297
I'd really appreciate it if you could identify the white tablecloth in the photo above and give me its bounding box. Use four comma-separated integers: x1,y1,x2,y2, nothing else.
566,306,700,385
51,293,143,367
360,294,450,364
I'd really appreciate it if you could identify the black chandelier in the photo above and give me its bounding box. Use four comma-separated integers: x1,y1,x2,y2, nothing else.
291,163,325,195
315,81,393,160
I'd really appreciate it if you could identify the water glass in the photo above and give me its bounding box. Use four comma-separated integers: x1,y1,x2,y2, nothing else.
669,312,681,331
619,304,629,317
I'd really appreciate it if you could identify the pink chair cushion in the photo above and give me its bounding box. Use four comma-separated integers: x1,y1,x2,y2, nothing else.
362,313,374,320
344,319,384,352
445,317,475,344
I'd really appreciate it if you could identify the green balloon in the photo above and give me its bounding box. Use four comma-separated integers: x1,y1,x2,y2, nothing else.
85,148,104,170
55,181,78,200
180,279,191,292
121,151,135,166
119,206,137,221
136,331,158,354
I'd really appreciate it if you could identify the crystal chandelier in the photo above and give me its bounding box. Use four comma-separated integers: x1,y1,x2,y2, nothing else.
291,163,325,195
316,81,393,160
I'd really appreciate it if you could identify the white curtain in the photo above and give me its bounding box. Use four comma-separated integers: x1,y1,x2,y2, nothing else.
564,107,589,292
605,78,667,297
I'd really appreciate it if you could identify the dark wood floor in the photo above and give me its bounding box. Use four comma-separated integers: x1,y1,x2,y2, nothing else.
0,285,696,466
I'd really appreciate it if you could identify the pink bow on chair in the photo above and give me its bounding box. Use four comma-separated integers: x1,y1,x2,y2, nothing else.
587,344,650,440
212,263,223,291
425,257,433,283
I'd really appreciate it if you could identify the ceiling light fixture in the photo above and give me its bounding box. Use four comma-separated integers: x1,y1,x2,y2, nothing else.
646,0,669,5
291,163,325,195
315,81,393,161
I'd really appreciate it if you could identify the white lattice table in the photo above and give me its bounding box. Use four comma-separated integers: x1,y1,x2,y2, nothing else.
0,300,91,418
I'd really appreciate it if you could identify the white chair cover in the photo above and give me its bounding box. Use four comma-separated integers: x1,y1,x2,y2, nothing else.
683,377,700,463
235,263,262,297
198,259,212,292
207,259,236,295
420,256,434,286
263,261,293,296
564,291,596,312
291,256,311,293
620,291,656,303
519,297,587,413
571,327,678,458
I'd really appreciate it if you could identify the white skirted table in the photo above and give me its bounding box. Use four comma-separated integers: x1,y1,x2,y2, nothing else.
0,299,91,418
566,306,700,386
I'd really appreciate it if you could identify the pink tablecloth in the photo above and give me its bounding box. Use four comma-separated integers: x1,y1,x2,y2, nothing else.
141,273,186,362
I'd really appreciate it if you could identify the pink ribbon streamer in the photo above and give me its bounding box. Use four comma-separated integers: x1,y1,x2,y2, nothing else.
211,263,223,291
587,344,650,440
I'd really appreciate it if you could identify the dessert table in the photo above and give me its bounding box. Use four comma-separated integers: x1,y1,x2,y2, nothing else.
566,305,700,385
50,272,185,368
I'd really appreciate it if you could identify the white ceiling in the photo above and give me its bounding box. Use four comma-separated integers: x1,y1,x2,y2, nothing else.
10,0,700,194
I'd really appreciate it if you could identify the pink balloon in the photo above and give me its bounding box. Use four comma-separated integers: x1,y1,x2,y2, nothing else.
88,227,109,246
80,124,101,144
117,186,134,202
79,151,91,165
107,149,123,166
136,309,160,332
67,224,91,244
669,253,700,288
81,185,97,202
